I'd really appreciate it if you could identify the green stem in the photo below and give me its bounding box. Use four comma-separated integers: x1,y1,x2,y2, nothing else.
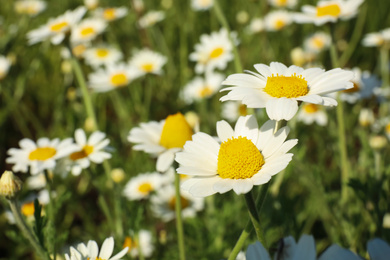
244,191,264,243
380,46,389,88
8,199,51,260
174,172,186,260
374,151,382,180
44,170,56,260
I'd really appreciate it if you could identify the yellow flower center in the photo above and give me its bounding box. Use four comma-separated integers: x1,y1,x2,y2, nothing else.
303,103,319,114
169,196,190,210
276,0,287,6
159,113,193,149
141,63,154,72
69,145,94,161
50,21,69,32
96,48,109,57
138,182,153,194
80,27,95,37
218,136,264,179
209,47,224,59
123,236,137,250
316,3,341,17
21,202,35,217
199,86,213,98
343,82,360,93
103,8,116,20
110,73,128,87
87,258,104,260
312,37,325,49
238,104,248,116
264,74,309,98
28,147,57,161
274,19,285,30
72,44,87,57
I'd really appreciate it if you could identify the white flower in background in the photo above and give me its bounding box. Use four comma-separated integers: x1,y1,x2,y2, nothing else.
294,0,364,26
6,137,78,175
297,103,328,126
0,56,11,80
221,101,249,123
88,63,142,92
190,28,236,74
268,0,297,9
358,108,375,127
264,10,293,31
304,32,331,53
139,10,165,28
14,0,47,16
181,72,225,104
70,18,107,44
84,0,99,10
123,230,154,258
128,113,194,172
27,6,86,45
94,7,128,21
220,62,354,121
246,18,264,34
129,49,167,76
151,184,204,222
191,0,214,11
122,172,165,201
176,116,297,196
25,173,46,190
362,28,390,47
66,129,111,176
83,45,123,68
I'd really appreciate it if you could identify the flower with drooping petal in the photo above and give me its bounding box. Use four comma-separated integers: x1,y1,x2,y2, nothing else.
123,230,154,258
129,48,167,76
175,116,298,197
297,103,328,126
264,10,293,31
128,113,194,172
83,45,123,68
70,18,107,44
122,172,165,201
220,62,354,121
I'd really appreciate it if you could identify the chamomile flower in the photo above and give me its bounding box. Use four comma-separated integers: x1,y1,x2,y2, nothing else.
294,0,364,26
181,72,225,104
0,56,11,80
304,32,331,53
220,62,354,121
264,10,293,31
246,18,265,34
83,45,123,68
221,101,250,123
88,63,142,92
70,18,107,44
175,116,298,196
27,6,86,45
122,172,164,201
191,0,214,11
6,137,78,175
14,0,47,17
66,129,111,176
297,103,328,126
123,230,154,258
128,113,194,172
94,7,128,21
138,10,165,28
84,0,99,10
151,184,204,222
129,49,167,76
190,28,236,74
268,0,297,9
362,28,390,48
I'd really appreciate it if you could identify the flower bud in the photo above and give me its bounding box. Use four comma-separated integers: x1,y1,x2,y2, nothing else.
369,135,387,150
0,171,23,199
359,108,375,127
111,168,125,183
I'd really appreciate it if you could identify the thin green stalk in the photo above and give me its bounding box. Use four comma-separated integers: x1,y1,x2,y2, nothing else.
244,191,264,243
44,170,56,260
9,199,51,260
380,46,389,88
174,172,186,260
374,151,382,180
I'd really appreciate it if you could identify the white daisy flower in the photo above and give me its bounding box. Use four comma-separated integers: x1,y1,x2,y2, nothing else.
362,28,390,48
190,28,236,74
6,137,78,175
181,72,225,104
304,32,331,54
88,63,142,92
128,113,194,172
0,55,11,80
84,0,99,10
94,7,128,21
221,101,250,123
66,129,111,176
122,172,164,201
293,0,364,26
83,45,123,68
191,0,214,11
27,6,87,45
151,184,204,222
123,230,154,258
70,18,107,44
14,0,47,17
264,10,293,31
138,10,165,28
268,0,297,9
297,103,328,126
246,18,265,34
220,62,354,121
175,116,298,196
66,237,128,260
129,48,167,76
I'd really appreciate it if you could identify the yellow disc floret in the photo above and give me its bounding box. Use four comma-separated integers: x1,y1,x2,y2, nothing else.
141,63,154,72
103,8,116,20
110,73,128,87
316,4,341,17
218,136,264,179
80,27,95,37
69,145,94,161
29,147,57,161
303,103,319,113
169,196,190,210
264,73,309,98
138,182,153,194
209,47,224,59
96,49,109,57
199,86,213,98
159,113,193,149
50,21,68,32
123,236,137,250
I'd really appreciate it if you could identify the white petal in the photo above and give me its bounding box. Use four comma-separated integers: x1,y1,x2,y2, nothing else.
88,131,106,146
99,237,114,259
183,176,220,197
234,115,259,142
87,240,99,259
216,120,234,143
266,98,298,121
156,150,177,172
261,127,289,158
110,247,129,260
232,179,253,194
75,129,87,145
213,179,235,193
